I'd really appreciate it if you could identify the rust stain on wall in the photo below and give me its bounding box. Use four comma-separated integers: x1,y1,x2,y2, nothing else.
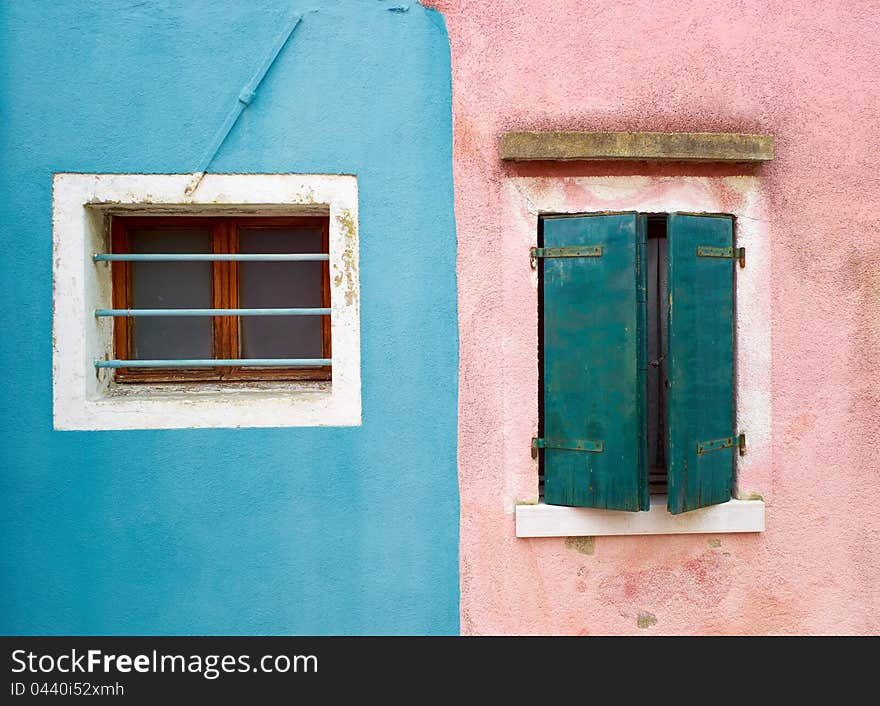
565,536,595,555
637,611,657,629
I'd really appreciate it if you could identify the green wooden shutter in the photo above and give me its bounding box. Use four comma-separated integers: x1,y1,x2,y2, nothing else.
667,213,735,514
541,213,646,511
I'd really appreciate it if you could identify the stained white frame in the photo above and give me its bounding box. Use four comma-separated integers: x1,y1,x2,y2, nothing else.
52,173,361,430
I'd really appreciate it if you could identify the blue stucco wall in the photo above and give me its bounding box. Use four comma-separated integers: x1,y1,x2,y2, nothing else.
0,0,458,635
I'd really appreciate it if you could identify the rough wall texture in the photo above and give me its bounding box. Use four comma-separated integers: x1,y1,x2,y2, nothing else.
0,0,459,635
426,0,880,634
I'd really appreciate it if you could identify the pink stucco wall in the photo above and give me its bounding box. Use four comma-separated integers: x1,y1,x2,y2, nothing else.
427,0,880,634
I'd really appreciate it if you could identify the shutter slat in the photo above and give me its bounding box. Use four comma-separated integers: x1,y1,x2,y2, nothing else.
542,213,643,511
667,213,735,514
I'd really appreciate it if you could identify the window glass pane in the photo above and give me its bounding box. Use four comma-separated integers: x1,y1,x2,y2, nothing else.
646,217,669,494
239,227,325,359
129,228,213,360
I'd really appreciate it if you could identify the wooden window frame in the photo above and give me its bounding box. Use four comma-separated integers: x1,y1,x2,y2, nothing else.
110,215,331,384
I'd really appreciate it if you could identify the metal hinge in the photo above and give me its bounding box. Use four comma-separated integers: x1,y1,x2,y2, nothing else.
696,245,745,268
530,245,603,269
531,437,604,459
696,433,746,456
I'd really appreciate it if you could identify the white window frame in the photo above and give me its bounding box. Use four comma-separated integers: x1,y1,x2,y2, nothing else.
52,173,361,430
507,176,768,536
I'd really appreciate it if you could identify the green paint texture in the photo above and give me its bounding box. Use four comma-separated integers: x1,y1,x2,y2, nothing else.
667,214,735,514
542,214,642,511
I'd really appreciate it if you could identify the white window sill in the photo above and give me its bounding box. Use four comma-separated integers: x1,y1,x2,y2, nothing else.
516,496,765,537
69,386,354,431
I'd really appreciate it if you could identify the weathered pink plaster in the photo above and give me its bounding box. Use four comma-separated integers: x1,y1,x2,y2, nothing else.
427,0,880,634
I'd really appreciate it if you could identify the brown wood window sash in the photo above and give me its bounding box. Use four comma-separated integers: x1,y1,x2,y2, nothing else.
111,216,331,384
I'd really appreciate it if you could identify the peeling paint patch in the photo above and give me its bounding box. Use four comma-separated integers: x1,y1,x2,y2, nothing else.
335,209,359,306
637,611,657,629
293,188,317,204
565,536,595,555
708,538,722,548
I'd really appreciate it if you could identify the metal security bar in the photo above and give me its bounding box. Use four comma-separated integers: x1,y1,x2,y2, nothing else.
93,253,329,262
95,308,330,317
94,244,332,370
95,359,331,369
